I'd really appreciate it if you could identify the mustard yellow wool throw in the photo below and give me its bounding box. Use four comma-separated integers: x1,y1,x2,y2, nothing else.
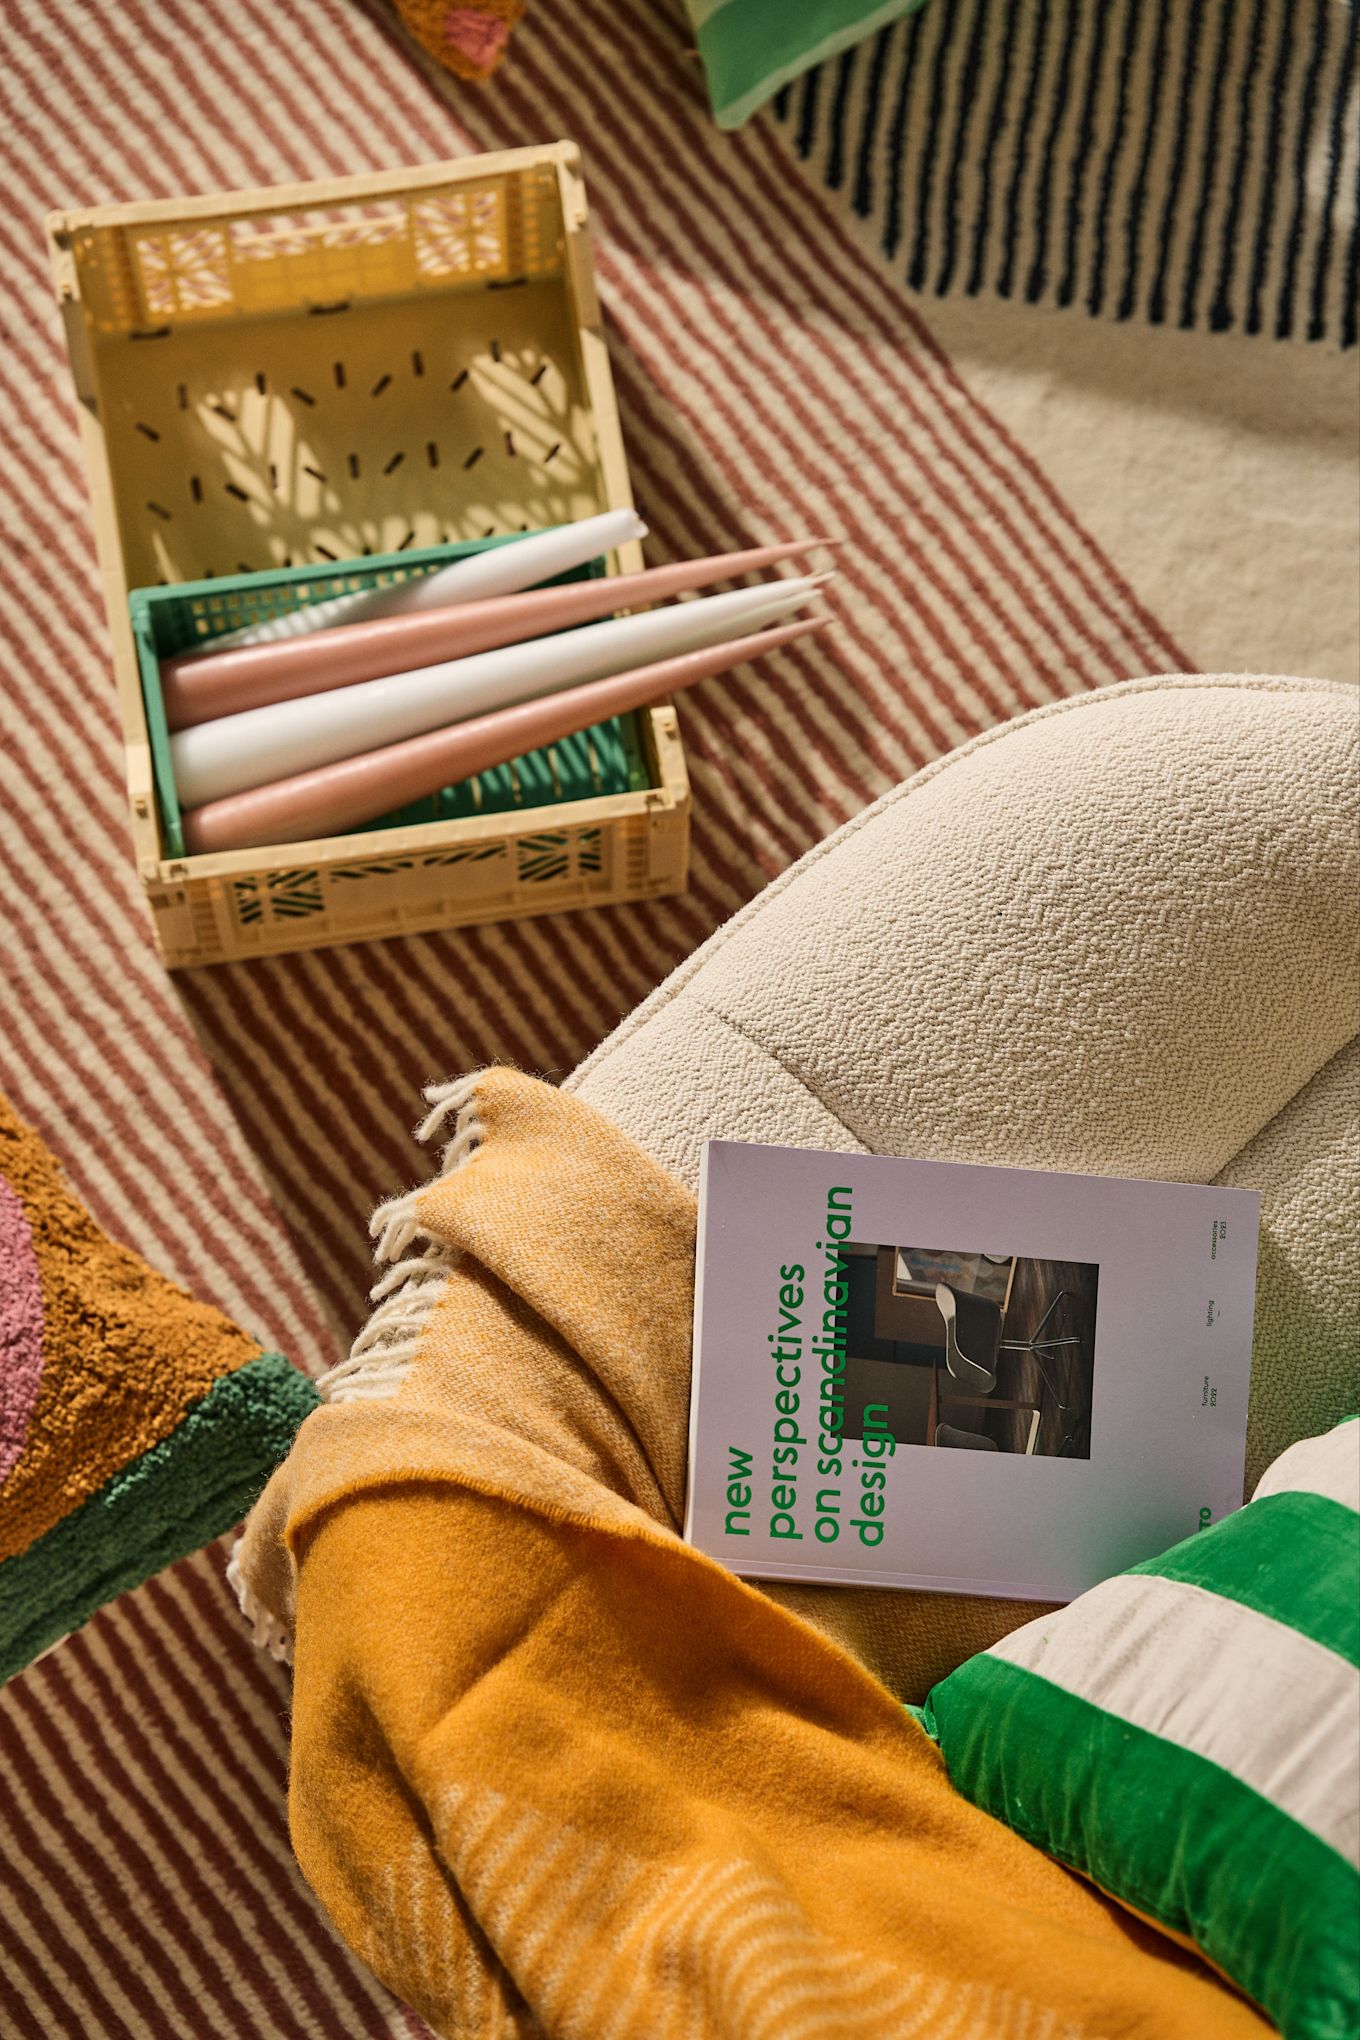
233,1070,1269,2039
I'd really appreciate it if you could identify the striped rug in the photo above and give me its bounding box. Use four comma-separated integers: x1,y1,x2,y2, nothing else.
773,0,1358,348
0,1,1352,2034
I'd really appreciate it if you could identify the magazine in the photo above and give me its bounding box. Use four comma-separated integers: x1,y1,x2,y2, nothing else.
685,1141,1260,1601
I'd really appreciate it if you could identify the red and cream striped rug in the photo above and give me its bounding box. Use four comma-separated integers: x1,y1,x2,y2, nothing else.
0,1,1354,2033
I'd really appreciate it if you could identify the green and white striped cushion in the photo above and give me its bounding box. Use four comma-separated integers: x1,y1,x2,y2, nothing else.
686,0,931,130
921,1420,1360,2040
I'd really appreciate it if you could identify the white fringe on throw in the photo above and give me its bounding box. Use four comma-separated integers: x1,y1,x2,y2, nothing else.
316,1074,486,1407
229,1078,486,1658
226,1541,294,1664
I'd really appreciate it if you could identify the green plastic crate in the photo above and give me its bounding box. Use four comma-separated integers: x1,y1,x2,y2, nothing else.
128,532,652,860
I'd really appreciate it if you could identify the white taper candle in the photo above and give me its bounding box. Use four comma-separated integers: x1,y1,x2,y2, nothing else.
179,508,648,657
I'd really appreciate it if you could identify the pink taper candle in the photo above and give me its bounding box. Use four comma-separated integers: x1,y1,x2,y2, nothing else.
181,617,826,856
160,540,831,731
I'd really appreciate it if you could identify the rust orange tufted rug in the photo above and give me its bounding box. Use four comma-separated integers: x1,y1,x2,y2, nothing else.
0,1095,317,1684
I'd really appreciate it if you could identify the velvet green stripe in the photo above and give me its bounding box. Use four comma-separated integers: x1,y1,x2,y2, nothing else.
0,1353,318,1684
696,0,927,129
1126,1491,1360,1667
925,1659,1360,2040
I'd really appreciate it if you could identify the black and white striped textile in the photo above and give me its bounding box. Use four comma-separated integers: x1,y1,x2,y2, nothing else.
774,0,1359,347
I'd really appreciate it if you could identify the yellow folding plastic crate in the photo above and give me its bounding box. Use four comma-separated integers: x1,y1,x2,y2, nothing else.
48,145,690,969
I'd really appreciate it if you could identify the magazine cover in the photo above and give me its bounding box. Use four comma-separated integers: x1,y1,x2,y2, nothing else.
685,1142,1260,1601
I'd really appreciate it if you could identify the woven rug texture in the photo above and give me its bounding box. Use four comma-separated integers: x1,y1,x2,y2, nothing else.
0,0,1355,2033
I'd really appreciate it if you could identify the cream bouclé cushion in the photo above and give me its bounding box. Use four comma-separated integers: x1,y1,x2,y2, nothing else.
569,675,1360,1687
